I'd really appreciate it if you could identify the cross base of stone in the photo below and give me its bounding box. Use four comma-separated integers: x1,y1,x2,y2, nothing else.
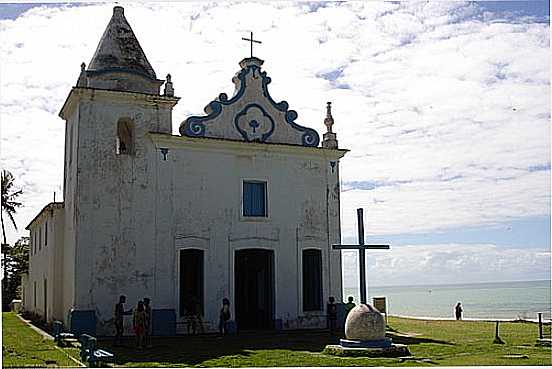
323,343,410,358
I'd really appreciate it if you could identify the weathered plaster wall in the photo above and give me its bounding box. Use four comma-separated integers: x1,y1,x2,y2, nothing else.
49,86,344,336
151,135,345,332
62,105,79,327
52,208,65,321
63,89,177,334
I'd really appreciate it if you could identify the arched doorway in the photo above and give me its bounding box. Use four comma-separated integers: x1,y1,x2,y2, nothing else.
235,249,274,330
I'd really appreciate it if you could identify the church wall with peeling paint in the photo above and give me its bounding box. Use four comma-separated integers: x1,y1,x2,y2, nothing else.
23,6,347,336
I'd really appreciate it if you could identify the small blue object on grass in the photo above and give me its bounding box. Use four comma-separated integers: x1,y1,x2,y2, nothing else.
79,334,114,367
52,320,76,346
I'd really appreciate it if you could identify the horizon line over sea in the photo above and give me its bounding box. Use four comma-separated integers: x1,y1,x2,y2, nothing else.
343,279,551,321
345,278,552,290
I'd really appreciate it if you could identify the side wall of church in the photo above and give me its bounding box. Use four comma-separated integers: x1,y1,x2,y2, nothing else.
25,207,64,322
52,209,66,322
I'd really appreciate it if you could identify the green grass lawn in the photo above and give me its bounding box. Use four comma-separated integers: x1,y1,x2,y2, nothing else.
2,312,80,367
2,312,551,367
98,317,550,367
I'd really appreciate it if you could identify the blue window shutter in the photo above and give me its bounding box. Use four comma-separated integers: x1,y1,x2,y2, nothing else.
244,182,253,216
243,181,266,217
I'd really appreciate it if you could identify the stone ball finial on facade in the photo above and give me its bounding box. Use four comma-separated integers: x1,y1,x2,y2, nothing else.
77,62,87,87
164,73,174,97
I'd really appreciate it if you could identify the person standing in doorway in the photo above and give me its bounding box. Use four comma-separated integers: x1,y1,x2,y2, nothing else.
219,298,231,335
143,298,152,348
455,302,463,320
327,296,337,336
114,295,132,346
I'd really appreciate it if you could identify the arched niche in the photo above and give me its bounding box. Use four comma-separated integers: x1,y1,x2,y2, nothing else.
116,118,134,155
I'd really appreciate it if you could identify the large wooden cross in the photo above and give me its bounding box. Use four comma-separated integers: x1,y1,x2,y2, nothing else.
241,31,262,58
333,208,390,304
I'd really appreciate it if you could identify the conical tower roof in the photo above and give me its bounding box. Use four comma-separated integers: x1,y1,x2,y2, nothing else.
88,6,157,80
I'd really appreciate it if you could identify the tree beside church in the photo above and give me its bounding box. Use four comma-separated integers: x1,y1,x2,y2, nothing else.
2,237,29,311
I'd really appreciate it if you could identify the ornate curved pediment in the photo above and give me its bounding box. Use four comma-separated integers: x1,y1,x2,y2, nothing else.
179,58,320,147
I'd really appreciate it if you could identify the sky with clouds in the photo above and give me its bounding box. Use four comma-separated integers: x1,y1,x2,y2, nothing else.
0,1,550,287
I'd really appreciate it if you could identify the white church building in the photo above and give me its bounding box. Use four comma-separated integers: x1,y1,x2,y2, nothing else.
22,6,348,336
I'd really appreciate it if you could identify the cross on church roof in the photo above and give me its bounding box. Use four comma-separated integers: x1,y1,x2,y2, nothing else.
241,32,262,58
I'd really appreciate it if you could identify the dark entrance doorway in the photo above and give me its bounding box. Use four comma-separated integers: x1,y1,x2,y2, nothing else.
235,249,274,330
179,249,204,317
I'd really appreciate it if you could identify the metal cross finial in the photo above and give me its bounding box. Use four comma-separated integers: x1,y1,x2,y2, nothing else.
242,31,262,58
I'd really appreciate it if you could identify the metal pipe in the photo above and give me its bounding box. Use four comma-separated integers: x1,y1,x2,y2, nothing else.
357,208,366,304
538,312,543,339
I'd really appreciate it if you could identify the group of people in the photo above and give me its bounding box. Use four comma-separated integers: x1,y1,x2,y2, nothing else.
326,296,357,335
114,295,152,348
114,295,232,345
183,297,232,336
113,295,465,345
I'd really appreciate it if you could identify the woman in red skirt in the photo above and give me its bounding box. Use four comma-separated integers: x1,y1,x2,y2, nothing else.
133,301,147,348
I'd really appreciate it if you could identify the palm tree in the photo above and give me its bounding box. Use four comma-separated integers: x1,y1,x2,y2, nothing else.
1,170,22,246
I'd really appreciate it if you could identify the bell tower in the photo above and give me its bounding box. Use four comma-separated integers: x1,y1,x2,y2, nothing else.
58,6,179,332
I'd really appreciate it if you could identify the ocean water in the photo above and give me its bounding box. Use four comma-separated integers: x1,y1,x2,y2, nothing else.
343,280,551,321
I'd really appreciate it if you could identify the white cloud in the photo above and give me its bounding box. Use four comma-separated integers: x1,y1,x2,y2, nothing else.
342,243,551,287
0,2,549,250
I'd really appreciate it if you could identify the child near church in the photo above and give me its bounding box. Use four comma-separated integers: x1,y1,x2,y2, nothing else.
133,301,147,349
219,298,231,335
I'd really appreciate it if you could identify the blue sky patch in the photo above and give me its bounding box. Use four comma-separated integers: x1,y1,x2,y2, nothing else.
342,215,551,249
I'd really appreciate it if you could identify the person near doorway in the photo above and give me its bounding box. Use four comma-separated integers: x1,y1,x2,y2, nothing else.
143,297,152,347
133,300,147,349
345,296,356,317
219,298,231,335
114,295,132,346
186,296,204,334
192,297,204,334
327,296,337,335
455,302,463,320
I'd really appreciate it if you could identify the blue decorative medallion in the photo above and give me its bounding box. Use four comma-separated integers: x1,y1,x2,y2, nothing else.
234,104,275,142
